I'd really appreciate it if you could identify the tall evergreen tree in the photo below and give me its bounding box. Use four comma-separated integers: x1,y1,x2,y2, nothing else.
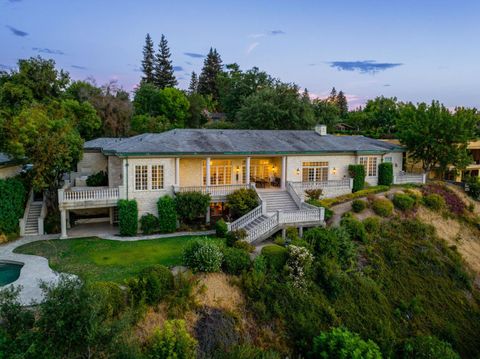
336,90,349,117
188,71,198,94
154,34,177,89
198,48,223,101
141,33,155,84
328,87,337,102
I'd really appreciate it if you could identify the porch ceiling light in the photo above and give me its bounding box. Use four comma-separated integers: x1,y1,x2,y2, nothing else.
332,167,337,175
296,168,300,175
235,166,240,173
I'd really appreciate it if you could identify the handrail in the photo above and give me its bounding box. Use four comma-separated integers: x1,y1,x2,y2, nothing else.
229,204,262,232
59,186,120,203
393,173,426,184
290,178,352,190
245,213,279,243
19,189,34,236
287,181,303,207
174,183,253,197
37,193,47,235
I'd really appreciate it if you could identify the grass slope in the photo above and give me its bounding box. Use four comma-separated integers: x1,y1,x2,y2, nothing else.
15,236,218,283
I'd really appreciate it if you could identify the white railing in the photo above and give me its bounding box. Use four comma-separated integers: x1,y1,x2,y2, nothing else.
289,179,353,200
393,173,426,185
246,213,279,243
287,181,303,207
174,183,254,197
59,186,121,203
278,208,324,224
37,194,47,235
19,189,34,236
229,204,263,232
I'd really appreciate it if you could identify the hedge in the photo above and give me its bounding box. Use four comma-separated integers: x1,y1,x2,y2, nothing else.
378,162,393,186
351,199,367,213
348,165,366,192
222,247,251,275
0,177,26,235
174,191,211,224
372,198,394,217
261,245,288,271
157,196,177,233
140,213,159,234
118,199,138,236
309,185,390,208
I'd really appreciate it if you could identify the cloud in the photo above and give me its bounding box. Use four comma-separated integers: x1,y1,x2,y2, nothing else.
7,0,23,2
6,25,28,37
173,66,184,72
246,42,260,54
32,47,65,55
185,61,193,65
384,84,391,87
184,52,205,58
249,29,286,38
308,63,316,66
71,65,87,70
328,60,402,74
269,30,285,35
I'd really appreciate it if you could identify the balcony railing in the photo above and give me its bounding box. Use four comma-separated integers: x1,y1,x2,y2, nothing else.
393,173,426,185
59,186,124,205
174,183,255,197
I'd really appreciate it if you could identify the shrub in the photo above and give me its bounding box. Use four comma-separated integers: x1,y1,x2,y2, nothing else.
309,185,390,208
215,218,228,237
403,335,460,359
157,196,177,233
222,247,251,275
140,213,158,235
404,188,422,204
393,193,415,211
215,344,281,359
127,265,174,306
422,183,465,215
465,176,480,199
351,199,367,213
174,191,211,224
372,198,394,217
183,238,223,272
233,240,255,253
340,216,367,242
118,199,138,236
285,245,314,288
88,281,126,319
286,226,300,242
86,171,108,186
274,236,286,246
311,327,382,359
423,193,445,211
305,188,323,200
147,320,197,359
226,228,247,247
363,217,381,235
0,177,26,235
44,210,60,234
167,272,198,318
226,188,259,219
348,164,366,192
261,245,288,271
378,162,393,186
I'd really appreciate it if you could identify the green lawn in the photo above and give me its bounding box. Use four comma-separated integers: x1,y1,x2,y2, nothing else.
14,235,220,283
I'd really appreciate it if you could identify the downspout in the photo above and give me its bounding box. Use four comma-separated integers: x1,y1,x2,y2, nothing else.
125,157,129,200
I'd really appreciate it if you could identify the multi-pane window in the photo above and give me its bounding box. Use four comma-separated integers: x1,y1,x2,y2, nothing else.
359,157,378,177
384,157,392,163
135,165,148,190
302,162,329,182
202,160,232,185
151,165,164,190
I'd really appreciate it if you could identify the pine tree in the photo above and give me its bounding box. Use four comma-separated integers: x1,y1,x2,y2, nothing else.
336,91,349,117
141,33,155,84
198,48,223,101
328,87,337,102
154,34,177,89
188,71,198,94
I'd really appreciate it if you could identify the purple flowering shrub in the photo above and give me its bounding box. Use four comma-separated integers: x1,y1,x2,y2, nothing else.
422,183,465,215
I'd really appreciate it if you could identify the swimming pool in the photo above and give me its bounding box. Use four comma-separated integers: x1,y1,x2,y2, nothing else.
0,261,23,286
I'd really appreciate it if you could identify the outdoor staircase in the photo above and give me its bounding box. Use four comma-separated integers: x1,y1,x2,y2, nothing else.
242,214,271,231
24,202,42,236
258,190,299,213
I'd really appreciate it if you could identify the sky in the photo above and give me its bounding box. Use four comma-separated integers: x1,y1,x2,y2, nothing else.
1,0,479,109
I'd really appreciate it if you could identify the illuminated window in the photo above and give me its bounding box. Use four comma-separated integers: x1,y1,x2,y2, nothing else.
151,165,164,190
302,162,329,182
135,165,148,190
202,160,232,185
359,157,378,177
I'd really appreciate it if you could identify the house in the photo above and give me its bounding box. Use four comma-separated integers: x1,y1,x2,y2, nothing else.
54,125,420,241
0,153,22,179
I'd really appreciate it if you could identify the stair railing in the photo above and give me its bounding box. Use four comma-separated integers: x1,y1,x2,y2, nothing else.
246,212,279,243
227,186,264,232
37,193,47,235
19,189,34,236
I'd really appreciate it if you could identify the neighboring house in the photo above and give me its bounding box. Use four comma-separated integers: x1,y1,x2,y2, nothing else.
0,153,22,179
58,126,418,240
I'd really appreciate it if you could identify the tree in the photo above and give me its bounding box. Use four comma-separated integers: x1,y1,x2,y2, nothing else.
65,80,101,103
363,96,400,135
154,34,177,89
62,99,102,140
236,83,315,130
198,48,223,102
336,90,348,117
328,87,337,102
186,93,207,128
188,71,198,94
397,101,477,176
141,33,155,84
312,99,340,130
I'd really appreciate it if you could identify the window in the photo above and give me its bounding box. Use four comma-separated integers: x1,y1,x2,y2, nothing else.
151,165,164,190
359,157,378,177
384,157,392,163
202,160,232,185
135,165,148,190
302,161,329,182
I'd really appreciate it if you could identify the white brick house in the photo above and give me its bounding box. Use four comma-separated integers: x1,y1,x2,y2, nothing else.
58,126,410,241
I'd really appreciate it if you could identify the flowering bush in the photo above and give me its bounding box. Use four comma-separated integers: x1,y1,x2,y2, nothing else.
183,238,223,272
422,183,465,215
285,245,314,288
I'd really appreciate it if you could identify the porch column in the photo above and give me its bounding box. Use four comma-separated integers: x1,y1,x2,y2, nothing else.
206,157,211,186
281,156,287,189
175,157,180,186
246,156,251,185
60,209,67,239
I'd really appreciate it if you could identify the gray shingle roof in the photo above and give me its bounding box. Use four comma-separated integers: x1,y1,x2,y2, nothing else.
0,152,16,165
85,129,404,155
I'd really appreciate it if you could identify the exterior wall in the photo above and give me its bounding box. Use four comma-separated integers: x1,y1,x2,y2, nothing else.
108,155,123,187
286,154,357,183
179,158,203,187
77,151,107,175
125,157,175,217
0,165,22,179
